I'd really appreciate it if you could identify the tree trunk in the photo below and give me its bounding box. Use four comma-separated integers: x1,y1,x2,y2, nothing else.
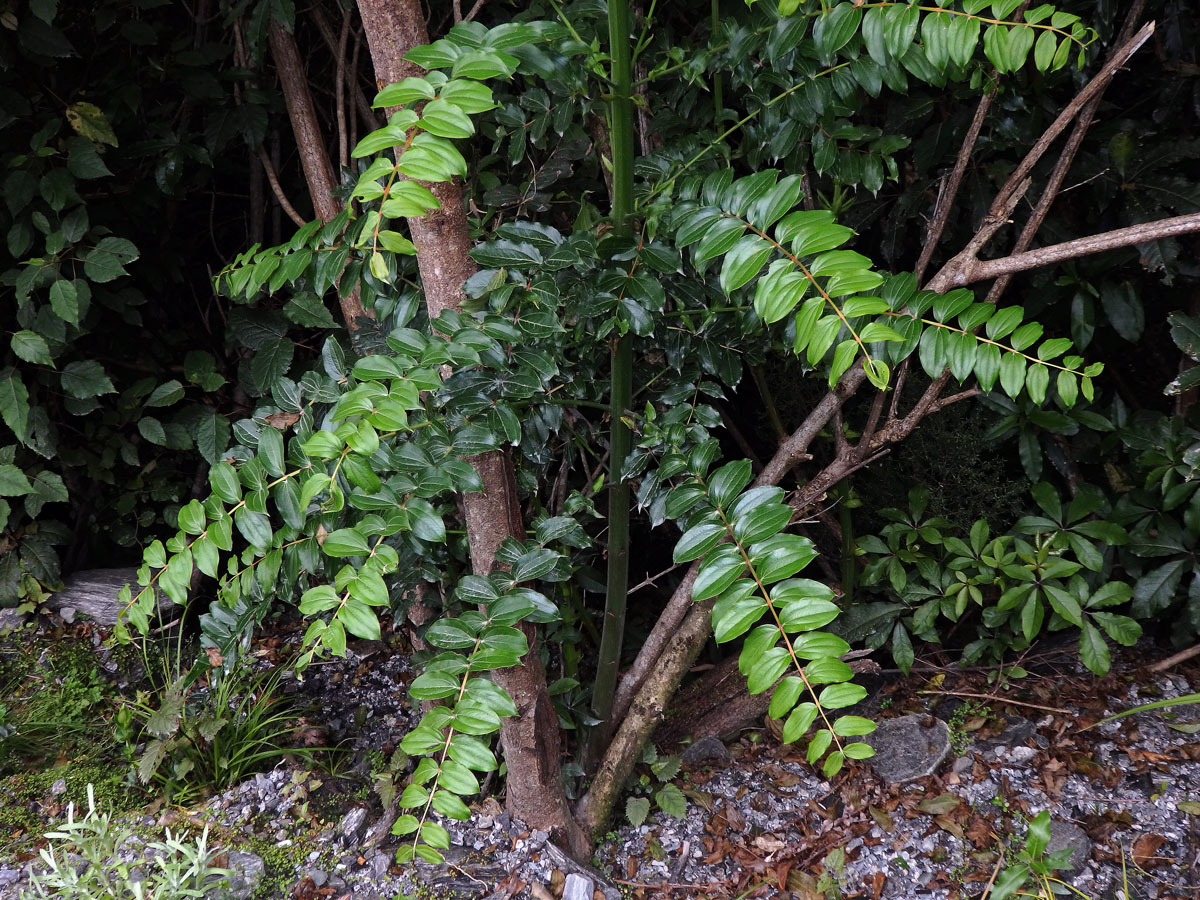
268,21,373,331
354,0,588,860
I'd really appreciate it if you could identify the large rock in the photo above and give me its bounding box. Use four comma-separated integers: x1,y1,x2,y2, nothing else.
681,735,730,765
0,607,26,633
337,806,369,846
562,873,595,900
864,715,952,783
44,568,170,626
209,850,265,900
1047,821,1092,875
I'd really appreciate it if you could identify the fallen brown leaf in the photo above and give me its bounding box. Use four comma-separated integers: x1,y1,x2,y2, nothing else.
1131,833,1168,868
917,792,962,815
935,814,964,840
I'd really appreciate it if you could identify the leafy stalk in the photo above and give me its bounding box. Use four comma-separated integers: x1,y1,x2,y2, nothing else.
668,452,876,775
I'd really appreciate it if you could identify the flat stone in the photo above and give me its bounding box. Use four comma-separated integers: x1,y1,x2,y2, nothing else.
1005,746,1037,765
0,607,27,633
681,735,730,765
977,716,1036,753
865,715,952,783
368,851,390,879
562,872,595,900
1047,821,1092,875
337,806,369,844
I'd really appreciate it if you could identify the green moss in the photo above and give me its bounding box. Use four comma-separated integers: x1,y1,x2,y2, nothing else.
0,761,141,852
239,831,341,900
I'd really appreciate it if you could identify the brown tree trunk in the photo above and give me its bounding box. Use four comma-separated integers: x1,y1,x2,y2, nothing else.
268,21,373,331
354,0,588,860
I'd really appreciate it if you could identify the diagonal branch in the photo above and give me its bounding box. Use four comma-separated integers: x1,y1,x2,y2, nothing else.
589,14,1168,842
268,21,373,330
964,212,1200,285
915,85,997,284
984,0,1149,305
947,21,1155,275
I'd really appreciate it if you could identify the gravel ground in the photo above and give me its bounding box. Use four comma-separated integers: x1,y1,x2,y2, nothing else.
2,624,1198,900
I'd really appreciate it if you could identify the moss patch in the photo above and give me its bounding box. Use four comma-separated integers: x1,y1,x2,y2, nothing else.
0,761,142,853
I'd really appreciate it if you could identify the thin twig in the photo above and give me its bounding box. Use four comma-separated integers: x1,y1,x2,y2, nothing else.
832,408,849,457
887,358,909,420
462,0,488,23
919,689,1069,715
750,364,788,444
927,387,982,416
1148,641,1200,673
254,146,306,227
860,384,886,447
628,561,689,595
349,27,362,155
915,85,997,284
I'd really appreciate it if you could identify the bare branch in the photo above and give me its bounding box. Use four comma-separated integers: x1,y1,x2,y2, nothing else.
254,146,307,227
757,366,868,485
959,22,1155,267
926,387,982,417
914,86,996,283
963,212,1200,286
336,10,351,169
269,21,372,330
887,358,909,420
310,3,382,132
610,366,865,724
463,0,487,22
860,382,887,447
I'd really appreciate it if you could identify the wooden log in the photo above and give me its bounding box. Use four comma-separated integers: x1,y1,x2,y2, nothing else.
44,568,169,626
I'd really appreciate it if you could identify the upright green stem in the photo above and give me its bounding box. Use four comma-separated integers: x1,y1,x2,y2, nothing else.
711,0,723,119
591,0,635,745
836,484,856,605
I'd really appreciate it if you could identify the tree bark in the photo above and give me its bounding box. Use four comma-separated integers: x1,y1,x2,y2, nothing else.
959,212,1200,286
268,21,373,330
354,0,588,860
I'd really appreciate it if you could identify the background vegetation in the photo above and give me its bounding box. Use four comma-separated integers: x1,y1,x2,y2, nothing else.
2,0,1199,864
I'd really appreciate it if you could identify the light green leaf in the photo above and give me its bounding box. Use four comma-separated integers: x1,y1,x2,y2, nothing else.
655,783,687,818
419,99,475,138
11,331,53,366
323,528,370,557
626,796,650,827
0,464,34,497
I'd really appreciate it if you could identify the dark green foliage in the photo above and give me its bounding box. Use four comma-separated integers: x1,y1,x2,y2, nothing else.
859,403,1030,532
5,0,1200,858
0,0,291,601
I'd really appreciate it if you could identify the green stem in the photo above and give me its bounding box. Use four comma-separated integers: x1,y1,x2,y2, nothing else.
711,0,722,120
836,484,856,605
591,0,635,746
